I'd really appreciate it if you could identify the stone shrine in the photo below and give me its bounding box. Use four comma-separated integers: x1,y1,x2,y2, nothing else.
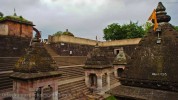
10,33,61,100
108,2,178,100
83,43,113,94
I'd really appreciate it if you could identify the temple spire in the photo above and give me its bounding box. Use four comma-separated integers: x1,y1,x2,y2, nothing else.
95,36,99,47
156,2,171,23
14,8,17,16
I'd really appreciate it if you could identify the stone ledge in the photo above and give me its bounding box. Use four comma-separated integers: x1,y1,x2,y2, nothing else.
83,65,112,69
107,85,178,100
9,71,61,81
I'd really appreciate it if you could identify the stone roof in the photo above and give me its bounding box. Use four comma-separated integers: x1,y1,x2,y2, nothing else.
119,2,178,92
13,33,58,73
107,85,178,100
10,71,61,80
0,15,33,25
84,46,112,69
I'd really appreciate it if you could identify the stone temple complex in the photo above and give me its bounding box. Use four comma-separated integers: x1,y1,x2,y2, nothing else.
0,2,178,100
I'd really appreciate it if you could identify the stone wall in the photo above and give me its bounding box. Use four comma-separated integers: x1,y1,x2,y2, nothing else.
49,35,97,45
0,24,8,35
100,38,141,47
0,21,33,38
48,35,141,46
50,42,94,56
0,35,30,57
48,35,140,57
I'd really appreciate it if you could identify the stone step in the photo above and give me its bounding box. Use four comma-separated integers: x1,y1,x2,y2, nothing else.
0,82,12,90
58,80,89,100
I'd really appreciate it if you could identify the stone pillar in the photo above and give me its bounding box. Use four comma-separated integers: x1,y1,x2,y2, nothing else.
85,72,90,87
106,73,110,89
53,81,58,100
97,75,102,91
114,66,118,77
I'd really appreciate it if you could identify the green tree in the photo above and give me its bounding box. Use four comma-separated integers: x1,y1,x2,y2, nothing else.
143,22,153,33
103,23,126,40
103,21,145,40
0,12,3,17
53,31,63,36
174,26,178,31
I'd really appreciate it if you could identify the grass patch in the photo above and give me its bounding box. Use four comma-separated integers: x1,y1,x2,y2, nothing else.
105,95,117,100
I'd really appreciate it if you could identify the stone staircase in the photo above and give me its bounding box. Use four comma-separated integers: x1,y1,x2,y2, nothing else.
44,44,59,57
44,43,87,66
58,66,85,80
0,57,19,94
44,43,91,99
58,80,90,100
54,56,87,66
0,58,18,71
0,73,13,93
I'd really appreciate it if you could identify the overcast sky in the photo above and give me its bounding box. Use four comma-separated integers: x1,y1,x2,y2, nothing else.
0,0,178,40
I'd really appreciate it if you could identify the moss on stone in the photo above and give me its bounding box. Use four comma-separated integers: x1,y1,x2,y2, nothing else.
0,15,33,25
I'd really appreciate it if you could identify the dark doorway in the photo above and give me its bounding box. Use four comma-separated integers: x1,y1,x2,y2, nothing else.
117,68,124,77
43,86,53,100
116,50,120,54
89,74,97,87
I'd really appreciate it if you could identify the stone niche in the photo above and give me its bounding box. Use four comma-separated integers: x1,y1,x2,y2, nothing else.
10,71,61,100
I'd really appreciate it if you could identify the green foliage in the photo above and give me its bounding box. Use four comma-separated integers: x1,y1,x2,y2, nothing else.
0,12,3,17
0,15,32,24
174,26,178,31
53,31,63,36
53,31,74,36
143,22,153,33
105,95,117,100
63,31,74,36
103,21,146,40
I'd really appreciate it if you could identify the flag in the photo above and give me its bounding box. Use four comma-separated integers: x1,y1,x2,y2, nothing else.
148,9,158,31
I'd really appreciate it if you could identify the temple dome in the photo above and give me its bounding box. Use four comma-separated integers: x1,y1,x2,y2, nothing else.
84,46,112,69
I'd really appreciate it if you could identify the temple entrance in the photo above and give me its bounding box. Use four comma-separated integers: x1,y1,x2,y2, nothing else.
89,74,97,87
117,68,124,77
42,85,53,100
